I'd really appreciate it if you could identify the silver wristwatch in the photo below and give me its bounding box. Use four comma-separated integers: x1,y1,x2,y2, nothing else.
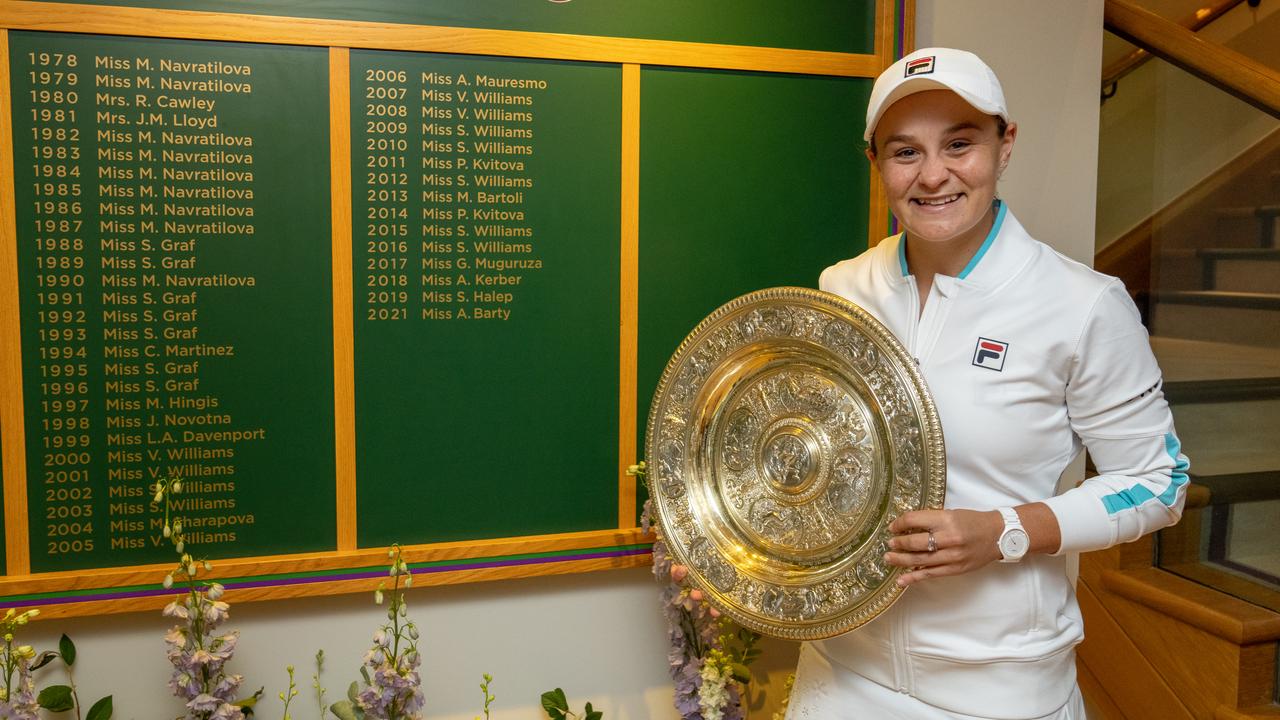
996,507,1029,563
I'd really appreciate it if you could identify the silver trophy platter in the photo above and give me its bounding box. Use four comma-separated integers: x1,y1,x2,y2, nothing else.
645,287,945,640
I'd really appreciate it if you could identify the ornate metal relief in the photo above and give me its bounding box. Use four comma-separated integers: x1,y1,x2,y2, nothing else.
645,287,946,640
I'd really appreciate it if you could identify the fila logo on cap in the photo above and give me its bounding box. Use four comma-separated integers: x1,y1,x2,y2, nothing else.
905,56,935,77
972,337,1008,372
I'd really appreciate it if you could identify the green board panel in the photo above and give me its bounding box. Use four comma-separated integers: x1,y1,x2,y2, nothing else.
9,32,335,572
44,0,875,55
351,51,621,546
637,67,872,512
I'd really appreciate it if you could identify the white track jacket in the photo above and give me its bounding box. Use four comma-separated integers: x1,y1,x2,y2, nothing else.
810,203,1189,719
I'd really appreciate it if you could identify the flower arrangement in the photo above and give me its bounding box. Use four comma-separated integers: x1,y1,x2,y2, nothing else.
0,610,112,720
629,462,762,720
0,609,41,719
329,545,424,720
155,476,261,720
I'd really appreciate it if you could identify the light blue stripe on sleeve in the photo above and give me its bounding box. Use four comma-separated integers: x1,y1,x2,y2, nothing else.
1101,433,1189,515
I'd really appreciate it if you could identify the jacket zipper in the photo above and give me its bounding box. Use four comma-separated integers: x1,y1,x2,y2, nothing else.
914,280,951,368
892,604,911,693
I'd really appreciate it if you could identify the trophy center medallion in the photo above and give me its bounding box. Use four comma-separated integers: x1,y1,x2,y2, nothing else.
762,427,819,494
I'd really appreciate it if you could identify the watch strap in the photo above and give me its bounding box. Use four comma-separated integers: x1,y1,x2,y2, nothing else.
997,506,1022,527
996,506,1028,562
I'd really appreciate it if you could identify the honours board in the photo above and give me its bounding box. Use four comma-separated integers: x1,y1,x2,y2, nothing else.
0,0,909,616
8,32,337,573
350,51,621,546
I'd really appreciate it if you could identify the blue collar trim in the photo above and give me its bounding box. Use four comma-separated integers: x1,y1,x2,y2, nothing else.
897,232,909,277
957,200,1006,280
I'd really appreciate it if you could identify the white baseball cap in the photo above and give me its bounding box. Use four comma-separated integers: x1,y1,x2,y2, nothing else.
863,47,1008,142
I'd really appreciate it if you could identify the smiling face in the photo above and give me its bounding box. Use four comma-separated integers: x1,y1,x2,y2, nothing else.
870,89,1016,258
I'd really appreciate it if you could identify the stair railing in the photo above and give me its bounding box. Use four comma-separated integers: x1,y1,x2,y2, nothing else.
1104,0,1280,117
1101,0,1249,101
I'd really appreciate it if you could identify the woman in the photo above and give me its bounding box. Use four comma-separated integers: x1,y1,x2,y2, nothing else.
787,48,1189,719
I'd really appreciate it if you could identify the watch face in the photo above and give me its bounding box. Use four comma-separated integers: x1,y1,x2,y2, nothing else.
1001,529,1029,558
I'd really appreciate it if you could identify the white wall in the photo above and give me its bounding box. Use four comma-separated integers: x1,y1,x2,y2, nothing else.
11,6,1107,719
917,0,1106,265
21,568,679,720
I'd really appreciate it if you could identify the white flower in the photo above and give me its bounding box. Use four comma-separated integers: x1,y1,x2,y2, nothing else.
699,663,729,720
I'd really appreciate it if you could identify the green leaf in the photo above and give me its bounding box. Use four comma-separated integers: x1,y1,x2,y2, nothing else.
730,662,752,684
329,700,358,720
29,650,58,672
347,680,361,704
234,687,265,708
37,684,75,712
584,703,603,720
58,634,76,667
86,696,113,720
540,688,569,717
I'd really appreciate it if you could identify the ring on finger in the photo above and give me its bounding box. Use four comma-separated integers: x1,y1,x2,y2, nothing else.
927,532,937,553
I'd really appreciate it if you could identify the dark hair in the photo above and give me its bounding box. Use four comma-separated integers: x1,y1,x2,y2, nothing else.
867,115,1008,157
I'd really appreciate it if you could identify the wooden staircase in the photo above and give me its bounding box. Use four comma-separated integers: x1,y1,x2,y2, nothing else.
1086,8,1280,714
1078,536,1280,720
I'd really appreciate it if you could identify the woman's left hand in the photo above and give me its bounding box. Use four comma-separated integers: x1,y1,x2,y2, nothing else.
884,509,1004,587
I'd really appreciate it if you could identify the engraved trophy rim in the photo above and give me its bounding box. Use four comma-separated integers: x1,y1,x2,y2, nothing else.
644,286,946,641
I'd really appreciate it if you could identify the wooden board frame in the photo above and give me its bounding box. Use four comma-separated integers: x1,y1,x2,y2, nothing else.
0,0,913,618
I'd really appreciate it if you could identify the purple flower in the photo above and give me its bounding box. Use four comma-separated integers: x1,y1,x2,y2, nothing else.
163,600,191,620
355,555,425,720
203,600,231,626
0,658,40,720
163,584,245,719
644,500,745,720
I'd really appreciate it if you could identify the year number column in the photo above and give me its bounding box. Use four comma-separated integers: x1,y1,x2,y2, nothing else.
22,48,97,559
359,67,412,322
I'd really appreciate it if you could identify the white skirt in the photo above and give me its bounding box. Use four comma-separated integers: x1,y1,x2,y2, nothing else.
786,642,1088,720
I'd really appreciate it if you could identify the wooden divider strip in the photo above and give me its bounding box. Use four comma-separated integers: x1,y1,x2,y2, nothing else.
867,165,890,249
329,47,357,551
866,0,913,247
0,526,649,597
0,0,881,79
617,64,640,528
0,30,32,575
875,0,894,69
21,552,652,620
